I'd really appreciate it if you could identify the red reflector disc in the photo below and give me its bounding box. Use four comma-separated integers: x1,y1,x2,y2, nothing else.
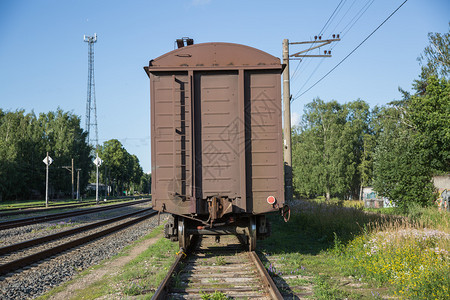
267,196,276,205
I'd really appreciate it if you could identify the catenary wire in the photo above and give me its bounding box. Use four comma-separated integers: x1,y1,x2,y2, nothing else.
291,0,409,103
320,0,348,36
294,0,376,95
329,0,358,36
341,0,376,38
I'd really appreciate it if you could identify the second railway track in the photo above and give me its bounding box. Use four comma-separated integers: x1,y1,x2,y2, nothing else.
153,234,282,299
0,208,157,277
0,196,149,217
0,198,151,230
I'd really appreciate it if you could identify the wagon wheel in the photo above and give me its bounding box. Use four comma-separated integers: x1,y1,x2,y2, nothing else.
178,217,190,250
247,216,257,251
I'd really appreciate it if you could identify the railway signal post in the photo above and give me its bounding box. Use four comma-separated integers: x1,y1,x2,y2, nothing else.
43,152,53,207
93,154,102,204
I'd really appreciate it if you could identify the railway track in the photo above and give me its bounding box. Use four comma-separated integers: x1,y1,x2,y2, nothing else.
0,198,151,230
153,234,282,299
0,208,158,277
0,197,148,217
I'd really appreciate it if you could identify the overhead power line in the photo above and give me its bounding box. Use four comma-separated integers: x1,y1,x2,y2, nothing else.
294,0,376,96
330,0,358,35
319,0,346,37
340,0,375,38
292,0,409,103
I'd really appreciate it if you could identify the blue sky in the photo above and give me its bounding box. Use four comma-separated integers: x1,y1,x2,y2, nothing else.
0,0,448,173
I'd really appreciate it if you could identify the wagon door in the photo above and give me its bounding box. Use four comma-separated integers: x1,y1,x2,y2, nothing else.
151,73,193,214
194,72,243,207
246,71,284,214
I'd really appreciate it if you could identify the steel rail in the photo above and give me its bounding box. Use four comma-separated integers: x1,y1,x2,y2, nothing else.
0,197,147,217
151,235,282,299
0,199,150,230
152,250,185,300
0,208,154,255
248,250,283,299
0,210,158,276
0,196,145,214
0,199,103,213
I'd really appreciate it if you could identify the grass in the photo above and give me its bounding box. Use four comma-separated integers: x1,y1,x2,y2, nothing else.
0,199,78,210
215,256,226,266
200,290,231,300
259,198,449,299
259,208,373,299
36,224,177,300
341,223,449,299
111,231,178,298
35,197,448,299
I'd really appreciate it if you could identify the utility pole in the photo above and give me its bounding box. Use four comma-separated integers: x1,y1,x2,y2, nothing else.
282,39,293,204
76,168,81,201
62,158,75,199
282,35,340,203
71,158,74,199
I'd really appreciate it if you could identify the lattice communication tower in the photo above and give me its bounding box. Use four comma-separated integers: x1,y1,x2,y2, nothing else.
84,33,99,149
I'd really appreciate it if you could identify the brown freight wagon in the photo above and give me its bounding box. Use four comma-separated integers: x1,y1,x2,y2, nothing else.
144,41,285,250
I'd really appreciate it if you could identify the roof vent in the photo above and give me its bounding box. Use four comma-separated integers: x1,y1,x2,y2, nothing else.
175,37,194,48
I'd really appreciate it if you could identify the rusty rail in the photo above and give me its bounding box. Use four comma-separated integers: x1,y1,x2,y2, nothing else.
0,196,148,214
248,250,283,299
0,197,149,217
152,249,185,299
0,210,157,276
0,199,150,230
151,235,282,299
0,208,154,255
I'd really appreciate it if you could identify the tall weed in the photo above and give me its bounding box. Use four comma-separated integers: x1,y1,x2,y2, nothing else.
293,199,449,298
289,199,397,245
342,216,449,299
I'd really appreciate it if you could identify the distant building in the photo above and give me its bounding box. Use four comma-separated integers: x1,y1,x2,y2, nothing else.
362,187,394,208
86,183,108,193
433,175,450,190
433,175,449,211
363,175,450,210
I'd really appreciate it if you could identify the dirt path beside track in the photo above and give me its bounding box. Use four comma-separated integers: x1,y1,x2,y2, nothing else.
47,235,161,300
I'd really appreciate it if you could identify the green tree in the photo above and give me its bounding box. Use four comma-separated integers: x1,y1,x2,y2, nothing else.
0,108,91,201
372,105,435,208
414,24,449,94
292,99,371,200
38,109,92,197
98,139,143,196
372,28,449,208
0,110,36,199
128,154,144,193
139,173,151,194
409,76,450,173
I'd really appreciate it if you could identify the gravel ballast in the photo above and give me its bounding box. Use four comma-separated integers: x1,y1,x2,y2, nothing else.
0,201,151,247
0,212,168,299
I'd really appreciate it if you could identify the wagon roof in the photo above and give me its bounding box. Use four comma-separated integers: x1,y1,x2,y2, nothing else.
145,42,282,72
